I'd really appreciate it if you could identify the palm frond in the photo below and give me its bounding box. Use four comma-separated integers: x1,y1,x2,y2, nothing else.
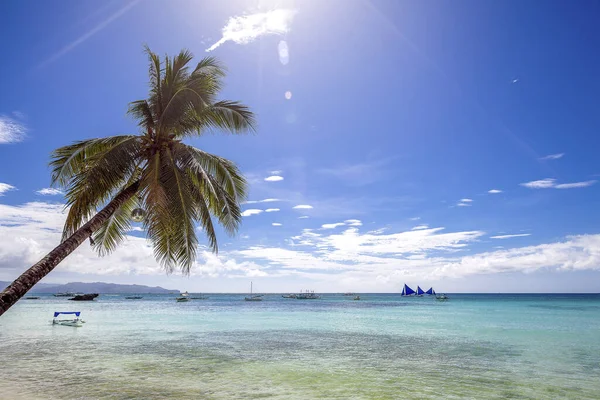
61,136,143,239
191,56,226,79
127,100,155,130
50,136,138,187
173,143,247,201
174,143,245,236
144,45,163,117
91,193,138,256
189,173,218,254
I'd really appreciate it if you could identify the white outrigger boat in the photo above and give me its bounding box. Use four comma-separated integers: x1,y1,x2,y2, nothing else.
176,291,190,302
52,311,85,327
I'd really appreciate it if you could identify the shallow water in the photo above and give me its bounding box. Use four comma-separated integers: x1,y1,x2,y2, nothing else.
1,294,599,399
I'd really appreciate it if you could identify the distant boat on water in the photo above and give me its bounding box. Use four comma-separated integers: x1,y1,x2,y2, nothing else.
125,296,143,300
25,296,41,300
69,293,99,301
282,294,296,298
176,292,189,302
245,282,262,301
402,284,437,297
54,292,79,297
296,290,320,299
52,311,85,327
401,284,416,296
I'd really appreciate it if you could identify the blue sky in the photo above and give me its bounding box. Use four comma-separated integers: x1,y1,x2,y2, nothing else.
0,0,599,292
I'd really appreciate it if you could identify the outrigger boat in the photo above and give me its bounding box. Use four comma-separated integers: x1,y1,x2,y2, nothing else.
436,294,449,301
176,292,190,302
69,293,99,301
401,284,416,296
125,296,143,299
296,290,320,299
52,311,85,327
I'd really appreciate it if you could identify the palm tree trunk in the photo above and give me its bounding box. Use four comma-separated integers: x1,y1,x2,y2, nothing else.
0,182,140,317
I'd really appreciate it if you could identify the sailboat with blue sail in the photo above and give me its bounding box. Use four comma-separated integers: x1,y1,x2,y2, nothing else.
401,284,416,296
416,286,425,296
425,287,436,295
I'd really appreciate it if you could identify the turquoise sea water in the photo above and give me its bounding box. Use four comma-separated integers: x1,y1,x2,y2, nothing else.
1,293,599,399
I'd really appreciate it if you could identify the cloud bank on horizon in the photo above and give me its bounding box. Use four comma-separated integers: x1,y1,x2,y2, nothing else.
1,200,600,292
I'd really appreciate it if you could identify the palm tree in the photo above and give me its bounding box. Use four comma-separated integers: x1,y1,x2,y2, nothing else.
0,47,255,316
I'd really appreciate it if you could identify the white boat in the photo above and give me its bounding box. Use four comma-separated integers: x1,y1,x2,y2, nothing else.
353,295,361,301
176,291,189,302
52,311,85,327
53,292,75,297
296,290,320,299
436,294,449,301
245,282,262,301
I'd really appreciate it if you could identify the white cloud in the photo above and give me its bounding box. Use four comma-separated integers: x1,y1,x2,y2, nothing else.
245,198,281,204
265,208,280,213
344,219,362,226
272,223,282,227
521,178,596,189
270,170,282,175
264,175,284,182
0,202,162,277
540,153,564,160
490,233,531,239
36,188,64,196
298,216,309,219
241,209,263,217
409,217,420,221
236,226,485,277
293,205,313,209
0,115,27,144
128,227,144,232
456,198,473,207
0,201,269,280
321,223,346,230
0,183,16,196
488,189,502,194
555,181,596,189
411,225,429,230
3,200,600,288
520,178,556,189
435,234,600,278
206,9,296,52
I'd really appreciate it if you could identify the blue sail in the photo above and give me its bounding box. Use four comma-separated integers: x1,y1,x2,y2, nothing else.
416,286,425,295
425,287,435,295
401,286,405,296
402,284,415,296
